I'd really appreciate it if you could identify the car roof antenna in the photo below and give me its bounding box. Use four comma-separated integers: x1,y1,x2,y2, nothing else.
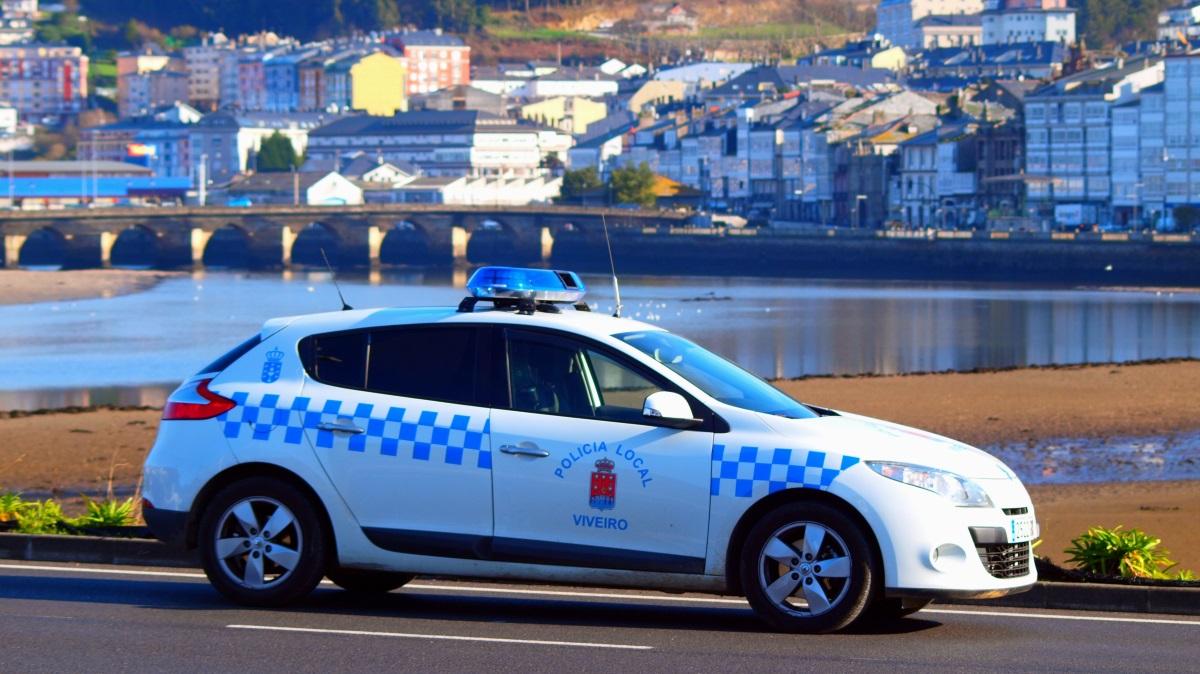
319,247,353,311
601,213,622,318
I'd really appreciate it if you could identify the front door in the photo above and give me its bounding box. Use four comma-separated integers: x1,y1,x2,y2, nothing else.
490,328,713,574
299,324,493,549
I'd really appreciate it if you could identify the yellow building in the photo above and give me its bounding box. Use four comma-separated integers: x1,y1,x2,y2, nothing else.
869,46,908,73
350,51,408,116
520,96,607,135
627,80,687,116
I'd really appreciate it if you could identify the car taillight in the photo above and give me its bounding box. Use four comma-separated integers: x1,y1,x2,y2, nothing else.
162,378,237,420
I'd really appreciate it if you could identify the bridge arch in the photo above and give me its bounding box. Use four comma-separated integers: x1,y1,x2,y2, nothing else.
18,227,68,268
379,220,435,266
110,225,160,268
203,224,254,269
291,222,341,267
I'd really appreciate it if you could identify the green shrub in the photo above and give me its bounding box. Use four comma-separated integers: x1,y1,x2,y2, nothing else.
15,499,68,534
78,496,136,528
0,491,23,523
1065,525,1192,580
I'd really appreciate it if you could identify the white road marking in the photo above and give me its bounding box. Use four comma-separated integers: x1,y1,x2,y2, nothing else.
925,608,1200,626
4,562,1200,627
226,623,653,650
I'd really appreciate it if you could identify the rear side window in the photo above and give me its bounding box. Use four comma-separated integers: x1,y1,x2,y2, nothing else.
367,327,478,405
306,332,368,389
197,334,261,375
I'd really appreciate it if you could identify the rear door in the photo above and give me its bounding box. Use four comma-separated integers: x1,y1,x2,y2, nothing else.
299,324,494,549
489,327,713,574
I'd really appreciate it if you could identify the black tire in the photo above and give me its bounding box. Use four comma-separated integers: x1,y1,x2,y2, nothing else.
326,567,414,595
739,501,879,633
198,476,327,607
859,597,933,626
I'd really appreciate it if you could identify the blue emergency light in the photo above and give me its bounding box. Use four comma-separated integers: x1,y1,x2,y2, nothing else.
466,267,587,303
459,267,589,315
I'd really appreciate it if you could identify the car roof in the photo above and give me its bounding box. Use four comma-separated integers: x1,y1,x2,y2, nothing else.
264,304,663,342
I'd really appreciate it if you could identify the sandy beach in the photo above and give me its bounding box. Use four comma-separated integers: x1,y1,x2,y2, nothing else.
0,269,181,305
1,359,1198,573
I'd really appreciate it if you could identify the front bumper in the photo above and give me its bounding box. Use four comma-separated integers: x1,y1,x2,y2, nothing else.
886,582,1036,601
831,467,1039,596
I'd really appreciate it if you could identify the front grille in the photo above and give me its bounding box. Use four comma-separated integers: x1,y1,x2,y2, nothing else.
1002,507,1029,516
976,542,1031,579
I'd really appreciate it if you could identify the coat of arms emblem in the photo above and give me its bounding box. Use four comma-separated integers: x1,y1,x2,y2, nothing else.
260,347,284,383
589,457,616,510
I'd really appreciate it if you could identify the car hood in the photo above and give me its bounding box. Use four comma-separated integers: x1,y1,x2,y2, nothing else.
758,412,1016,481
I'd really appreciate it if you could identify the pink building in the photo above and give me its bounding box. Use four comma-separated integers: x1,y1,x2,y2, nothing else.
386,30,470,96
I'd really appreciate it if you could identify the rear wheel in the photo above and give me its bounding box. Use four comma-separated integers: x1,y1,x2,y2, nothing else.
199,477,327,606
326,567,414,595
740,501,878,633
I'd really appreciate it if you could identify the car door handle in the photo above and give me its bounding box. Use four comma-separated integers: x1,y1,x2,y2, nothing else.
499,444,550,458
317,421,364,434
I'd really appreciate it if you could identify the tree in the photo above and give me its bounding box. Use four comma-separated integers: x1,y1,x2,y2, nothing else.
609,162,656,208
256,131,300,172
558,166,602,203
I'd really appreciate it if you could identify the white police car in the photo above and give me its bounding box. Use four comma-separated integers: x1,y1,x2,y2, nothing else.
142,267,1038,633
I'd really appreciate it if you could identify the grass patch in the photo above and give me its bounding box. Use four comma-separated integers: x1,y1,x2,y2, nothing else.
486,25,597,42
688,22,844,40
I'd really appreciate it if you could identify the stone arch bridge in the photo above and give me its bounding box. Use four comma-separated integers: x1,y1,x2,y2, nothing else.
0,205,688,269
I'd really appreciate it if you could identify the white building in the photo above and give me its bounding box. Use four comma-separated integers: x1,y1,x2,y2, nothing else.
306,111,571,179
1158,3,1200,42
876,0,985,49
517,69,619,99
189,110,335,183
1024,57,1163,227
981,0,1076,46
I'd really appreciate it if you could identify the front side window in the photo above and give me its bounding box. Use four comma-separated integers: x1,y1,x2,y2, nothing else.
505,331,667,424
617,331,818,420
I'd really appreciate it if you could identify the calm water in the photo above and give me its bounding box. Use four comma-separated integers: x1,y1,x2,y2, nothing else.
2,270,1200,412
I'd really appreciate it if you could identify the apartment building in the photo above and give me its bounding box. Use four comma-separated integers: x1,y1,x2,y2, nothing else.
875,0,984,49
121,69,189,119
0,44,88,120
1024,57,1164,226
386,30,470,96
189,110,335,182
183,34,237,111
306,111,569,178
981,0,1076,45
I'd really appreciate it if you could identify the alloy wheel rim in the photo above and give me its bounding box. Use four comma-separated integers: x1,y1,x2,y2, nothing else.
757,520,852,617
214,497,303,590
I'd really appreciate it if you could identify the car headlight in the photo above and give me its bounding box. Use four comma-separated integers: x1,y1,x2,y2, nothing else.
867,461,994,507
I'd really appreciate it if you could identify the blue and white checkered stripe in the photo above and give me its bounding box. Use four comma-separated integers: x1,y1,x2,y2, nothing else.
710,444,859,498
219,392,492,470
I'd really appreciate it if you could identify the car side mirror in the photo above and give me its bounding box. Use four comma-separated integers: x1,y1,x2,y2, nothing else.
643,391,702,429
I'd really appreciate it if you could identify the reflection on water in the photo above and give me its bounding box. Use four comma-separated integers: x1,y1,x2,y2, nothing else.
1,270,1199,411
986,431,1200,485
0,384,172,412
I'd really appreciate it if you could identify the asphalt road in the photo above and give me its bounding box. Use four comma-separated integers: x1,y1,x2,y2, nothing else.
1,562,1197,673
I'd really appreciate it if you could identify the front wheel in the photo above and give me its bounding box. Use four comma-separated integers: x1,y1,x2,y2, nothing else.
739,501,879,633
199,477,327,607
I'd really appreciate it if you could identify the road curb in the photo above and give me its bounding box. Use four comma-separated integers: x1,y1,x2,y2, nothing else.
950,581,1200,616
3,533,1198,616
0,532,197,568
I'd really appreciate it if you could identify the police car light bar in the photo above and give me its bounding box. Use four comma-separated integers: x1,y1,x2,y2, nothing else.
461,267,588,315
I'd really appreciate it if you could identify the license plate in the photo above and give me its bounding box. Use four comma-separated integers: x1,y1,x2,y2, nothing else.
1008,515,1037,543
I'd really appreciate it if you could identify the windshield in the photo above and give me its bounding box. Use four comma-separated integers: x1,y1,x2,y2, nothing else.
616,331,818,419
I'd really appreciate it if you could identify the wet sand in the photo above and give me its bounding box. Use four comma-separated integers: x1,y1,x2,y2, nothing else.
1,362,1198,573
0,269,181,305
